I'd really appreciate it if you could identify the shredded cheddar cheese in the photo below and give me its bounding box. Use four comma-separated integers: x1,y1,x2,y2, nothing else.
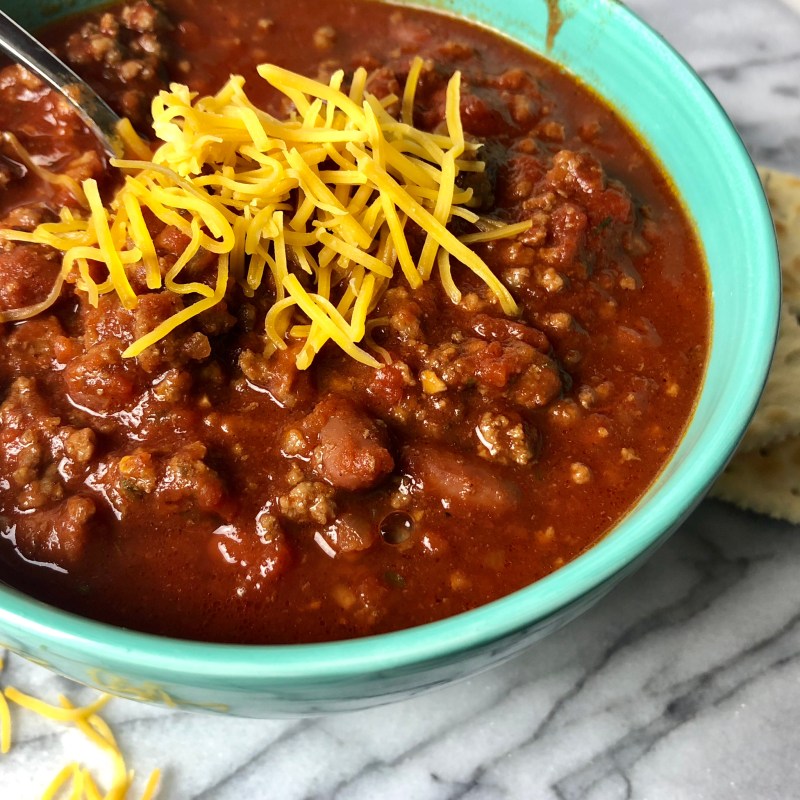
0,682,9,755
0,58,530,368
0,679,161,800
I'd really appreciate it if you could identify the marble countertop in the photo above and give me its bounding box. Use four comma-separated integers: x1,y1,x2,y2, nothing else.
3,0,800,797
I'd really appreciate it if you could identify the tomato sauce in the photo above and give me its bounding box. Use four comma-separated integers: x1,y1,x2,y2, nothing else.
0,0,709,643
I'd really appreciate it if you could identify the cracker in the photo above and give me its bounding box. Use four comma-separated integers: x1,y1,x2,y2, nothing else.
708,167,800,521
710,435,800,524
759,167,800,315
739,304,800,451
729,167,800,452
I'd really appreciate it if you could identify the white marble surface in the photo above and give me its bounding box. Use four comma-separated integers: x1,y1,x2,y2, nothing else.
3,0,800,796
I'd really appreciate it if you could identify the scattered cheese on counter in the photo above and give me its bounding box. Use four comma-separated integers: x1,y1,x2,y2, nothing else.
0,656,160,800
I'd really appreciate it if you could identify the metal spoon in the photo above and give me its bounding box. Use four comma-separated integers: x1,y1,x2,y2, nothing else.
0,9,124,157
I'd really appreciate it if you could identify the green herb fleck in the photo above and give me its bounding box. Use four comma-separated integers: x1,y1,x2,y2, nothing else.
594,216,613,233
119,477,143,497
384,570,406,588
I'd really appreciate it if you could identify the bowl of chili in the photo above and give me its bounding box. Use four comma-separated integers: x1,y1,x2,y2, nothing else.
0,0,778,715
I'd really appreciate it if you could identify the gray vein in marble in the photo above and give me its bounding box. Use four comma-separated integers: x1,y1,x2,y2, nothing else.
697,51,800,81
189,720,316,800
443,531,757,800
549,615,800,800
322,674,531,800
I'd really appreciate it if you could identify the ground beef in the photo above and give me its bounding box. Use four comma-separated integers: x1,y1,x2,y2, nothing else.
16,464,64,511
0,243,61,314
61,289,219,411
59,1,171,129
0,378,99,566
14,496,97,567
278,481,336,525
63,339,141,415
1,204,54,232
475,410,537,465
57,427,98,482
133,293,212,373
0,378,61,488
5,316,70,374
158,442,227,513
426,337,563,411
91,441,227,519
117,449,158,494
239,342,313,408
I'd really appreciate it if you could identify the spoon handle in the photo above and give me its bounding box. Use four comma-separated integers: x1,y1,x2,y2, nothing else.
0,9,124,157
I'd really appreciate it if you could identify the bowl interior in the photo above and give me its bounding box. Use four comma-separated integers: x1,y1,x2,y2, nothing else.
0,0,779,683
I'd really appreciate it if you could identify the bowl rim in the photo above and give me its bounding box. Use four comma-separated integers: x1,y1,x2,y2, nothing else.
0,0,780,683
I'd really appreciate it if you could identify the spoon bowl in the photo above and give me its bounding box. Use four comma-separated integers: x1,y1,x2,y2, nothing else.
0,8,123,157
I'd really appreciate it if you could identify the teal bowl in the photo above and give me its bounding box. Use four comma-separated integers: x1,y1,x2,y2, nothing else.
0,0,779,715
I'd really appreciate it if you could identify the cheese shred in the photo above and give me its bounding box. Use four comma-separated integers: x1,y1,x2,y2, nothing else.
0,687,10,754
0,61,529,368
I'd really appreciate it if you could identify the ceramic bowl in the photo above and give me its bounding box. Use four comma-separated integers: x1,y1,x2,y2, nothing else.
0,0,779,716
